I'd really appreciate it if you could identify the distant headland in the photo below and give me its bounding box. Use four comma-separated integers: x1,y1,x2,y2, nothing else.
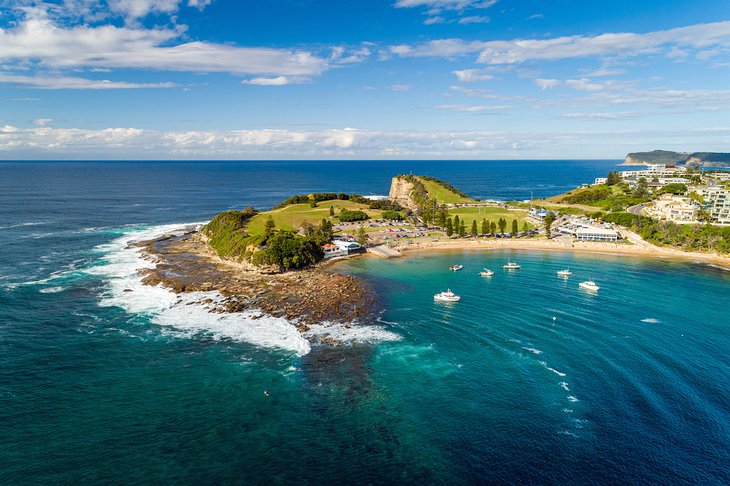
622,150,730,168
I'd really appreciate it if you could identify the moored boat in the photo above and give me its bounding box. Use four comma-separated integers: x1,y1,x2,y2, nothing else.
579,280,600,292
434,289,461,302
450,264,463,271
557,269,572,277
502,260,521,269
479,268,494,277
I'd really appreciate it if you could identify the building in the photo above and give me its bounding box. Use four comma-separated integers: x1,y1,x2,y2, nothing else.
322,239,366,259
700,186,730,225
530,208,550,220
647,194,698,223
594,177,607,185
557,219,620,241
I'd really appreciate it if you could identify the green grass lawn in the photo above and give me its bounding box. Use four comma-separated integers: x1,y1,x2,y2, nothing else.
246,199,382,235
417,177,473,204
447,206,533,231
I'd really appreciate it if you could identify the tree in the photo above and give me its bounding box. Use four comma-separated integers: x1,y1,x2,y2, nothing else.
481,218,488,235
356,227,369,246
300,221,315,237
634,177,649,198
453,215,460,232
498,218,507,234
490,222,497,234
661,183,688,195
471,220,478,236
459,221,466,237
437,205,448,227
522,222,529,234
319,218,333,242
329,205,335,216
264,215,276,239
511,219,518,236
309,200,318,208
606,171,623,185
445,218,453,236
544,211,556,238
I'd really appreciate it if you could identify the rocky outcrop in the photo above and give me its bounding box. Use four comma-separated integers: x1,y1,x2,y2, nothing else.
388,176,418,211
622,150,730,167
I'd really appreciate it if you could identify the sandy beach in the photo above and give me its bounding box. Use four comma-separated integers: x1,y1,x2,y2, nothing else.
380,234,730,269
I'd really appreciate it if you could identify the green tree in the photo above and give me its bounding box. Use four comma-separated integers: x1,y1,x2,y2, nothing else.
511,219,518,236
437,205,448,227
356,227,369,246
459,221,466,237
453,215,460,233
634,177,650,198
490,222,497,234
309,200,318,208
522,222,529,234
471,220,478,236
264,215,276,239
498,218,507,234
544,211,556,238
445,218,453,236
319,218,333,242
661,183,688,195
329,205,335,216
481,218,488,235
606,171,623,185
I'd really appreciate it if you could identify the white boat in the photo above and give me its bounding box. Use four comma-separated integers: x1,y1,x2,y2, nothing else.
579,280,600,292
502,260,521,269
434,289,461,302
479,268,494,277
557,269,572,277
449,264,463,271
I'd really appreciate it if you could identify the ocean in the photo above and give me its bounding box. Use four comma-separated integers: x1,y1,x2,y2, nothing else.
1,160,728,484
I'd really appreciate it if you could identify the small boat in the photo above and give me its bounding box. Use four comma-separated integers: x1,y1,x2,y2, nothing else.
579,280,600,292
557,269,572,277
434,289,461,302
479,268,494,277
502,260,521,270
449,264,463,271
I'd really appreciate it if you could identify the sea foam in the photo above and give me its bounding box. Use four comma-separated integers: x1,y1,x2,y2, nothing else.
85,223,397,356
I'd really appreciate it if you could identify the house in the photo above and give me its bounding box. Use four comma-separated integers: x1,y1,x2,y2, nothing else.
647,194,698,223
594,177,607,185
530,208,550,220
557,219,620,241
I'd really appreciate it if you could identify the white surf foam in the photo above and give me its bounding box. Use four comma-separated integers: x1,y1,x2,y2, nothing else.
539,361,567,377
641,318,660,324
85,223,396,357
559,381,570,391
522,346,542,355
39,286,65,294
567,395,579,402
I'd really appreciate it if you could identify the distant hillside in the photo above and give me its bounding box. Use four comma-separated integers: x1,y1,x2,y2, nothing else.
389,175,473,210
623,150,730,167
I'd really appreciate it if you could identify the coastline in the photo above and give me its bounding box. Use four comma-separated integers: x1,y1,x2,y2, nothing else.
369,236,730,269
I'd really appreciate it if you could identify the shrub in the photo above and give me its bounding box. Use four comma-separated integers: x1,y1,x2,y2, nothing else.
339,209,369,222
382,210,403,220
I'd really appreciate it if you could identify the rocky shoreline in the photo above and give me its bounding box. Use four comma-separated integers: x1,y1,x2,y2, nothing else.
133,228,378,337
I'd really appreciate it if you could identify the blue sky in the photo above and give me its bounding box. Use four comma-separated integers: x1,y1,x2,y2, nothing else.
1,0,730,159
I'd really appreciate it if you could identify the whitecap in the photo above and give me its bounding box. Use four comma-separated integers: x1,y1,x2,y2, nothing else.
304,321,401,345
522,346,542,355
559,381,570,391
641,318,660,324
39,286,65,294
567,396,579,402
539,361,567,377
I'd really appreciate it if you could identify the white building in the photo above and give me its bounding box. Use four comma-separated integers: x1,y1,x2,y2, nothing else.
594,177,607,185
647,194,698,223
558,220,620,241
700,187,730,225
322,240,366,258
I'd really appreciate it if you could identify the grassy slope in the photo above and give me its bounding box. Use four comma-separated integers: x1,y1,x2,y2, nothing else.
416,177,473,204
246,199,381,235
447,206,533,230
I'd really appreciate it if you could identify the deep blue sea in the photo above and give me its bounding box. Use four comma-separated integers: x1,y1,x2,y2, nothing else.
1,160,728,484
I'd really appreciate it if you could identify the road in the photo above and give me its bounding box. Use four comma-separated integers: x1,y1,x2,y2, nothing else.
627,203,647,216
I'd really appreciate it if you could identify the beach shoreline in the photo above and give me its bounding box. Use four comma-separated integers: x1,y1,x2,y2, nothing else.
367,236,730,268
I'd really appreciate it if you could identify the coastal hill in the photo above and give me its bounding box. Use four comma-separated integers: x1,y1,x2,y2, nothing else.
389,174,473,210
623,150,730,167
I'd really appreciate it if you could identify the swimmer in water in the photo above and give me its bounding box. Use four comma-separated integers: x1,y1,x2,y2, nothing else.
264,390,270,397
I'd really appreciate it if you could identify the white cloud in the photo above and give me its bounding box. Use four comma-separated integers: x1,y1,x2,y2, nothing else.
0,7,328,78
459,16,490,25
242,76,301,86
3,125,730,159
565,78,605,92
188,0,213,10
395,0,498,10
388,84,412,91
108,0,180,21
534,78,560,90
389,21,730,65
32,118,54,127
0,73,176,89
436,103,510,112
452,69,494,82
449,85,501,98
562,112,640,121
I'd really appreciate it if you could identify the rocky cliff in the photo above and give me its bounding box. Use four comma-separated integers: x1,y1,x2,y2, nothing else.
388,176,418,211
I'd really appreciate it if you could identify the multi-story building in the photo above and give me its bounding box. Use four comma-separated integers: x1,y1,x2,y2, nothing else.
700,187,730,225
646,194,698,223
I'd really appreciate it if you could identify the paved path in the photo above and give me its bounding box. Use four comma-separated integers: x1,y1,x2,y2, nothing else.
367,245,402,258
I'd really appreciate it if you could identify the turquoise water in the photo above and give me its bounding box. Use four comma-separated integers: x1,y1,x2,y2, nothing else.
1,160,729,484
